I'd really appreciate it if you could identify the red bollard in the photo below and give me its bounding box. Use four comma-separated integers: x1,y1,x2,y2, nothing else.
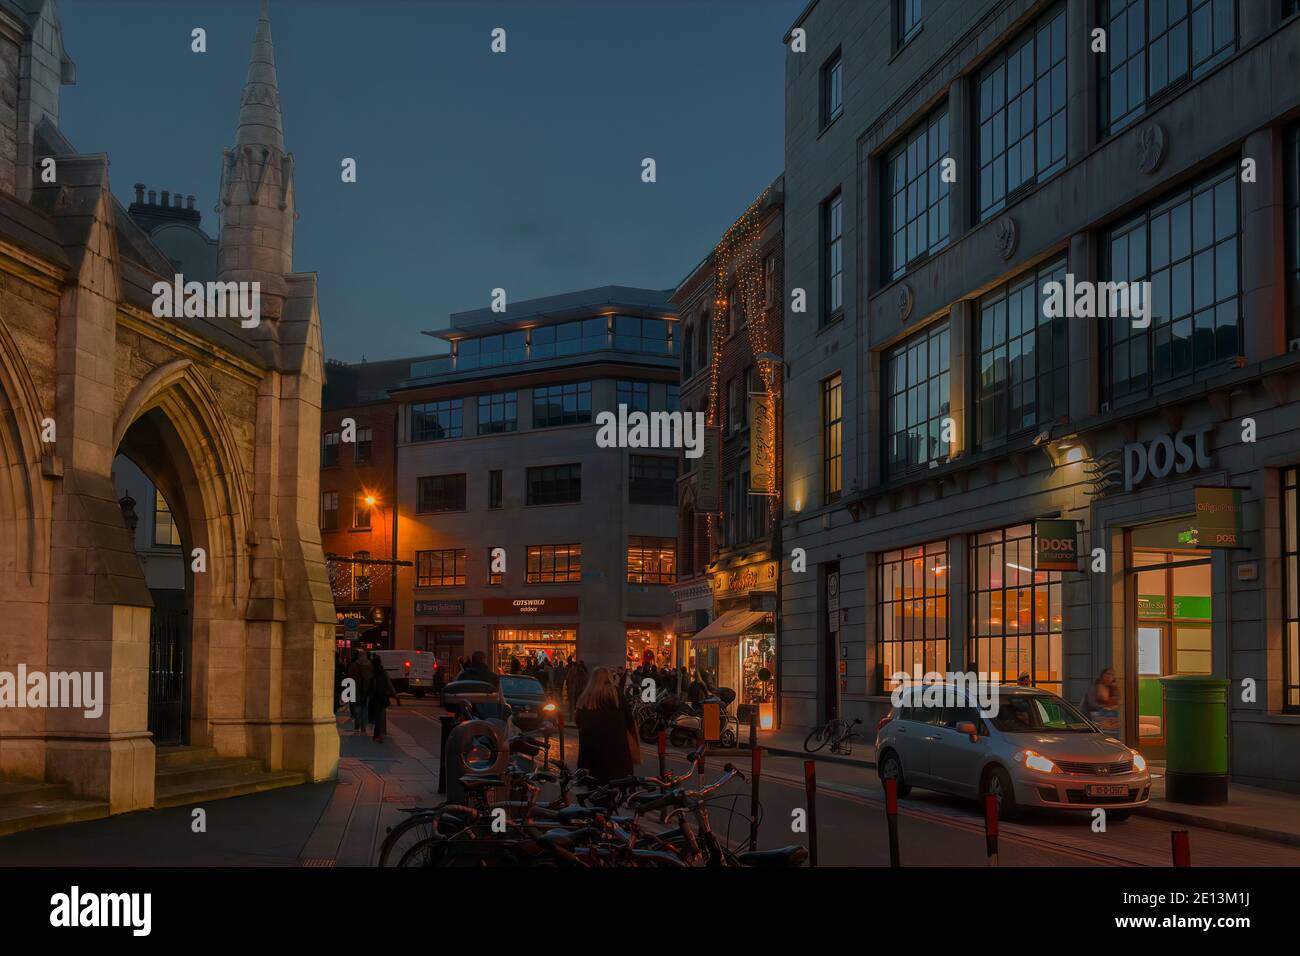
884,776,900,867
749,745,761,851
804,760,819,868
1171,830,1191,867
983,793,999,866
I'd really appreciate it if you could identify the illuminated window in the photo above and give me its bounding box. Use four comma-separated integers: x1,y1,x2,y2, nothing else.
970,524,1062,693
627,536,676,584
154,490,181,546
1284,468,1300,711
878,541,949,692
526,544,582,584
352,491,373,529
822,373,842,501
416,549,466,587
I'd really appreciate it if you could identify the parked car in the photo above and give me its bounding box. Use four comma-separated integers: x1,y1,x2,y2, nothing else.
499,675,557,732
874,683,1151,819
370,650,437,698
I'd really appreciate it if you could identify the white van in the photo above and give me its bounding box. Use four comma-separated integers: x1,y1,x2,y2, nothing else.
370,649,437,698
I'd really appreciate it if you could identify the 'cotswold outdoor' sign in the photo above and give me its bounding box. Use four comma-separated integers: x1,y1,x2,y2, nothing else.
1123,425,1213,491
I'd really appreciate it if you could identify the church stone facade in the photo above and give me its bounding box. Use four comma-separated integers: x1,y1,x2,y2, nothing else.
0,0,337,823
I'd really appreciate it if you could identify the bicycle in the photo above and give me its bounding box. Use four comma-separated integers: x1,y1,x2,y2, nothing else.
803,716,862,755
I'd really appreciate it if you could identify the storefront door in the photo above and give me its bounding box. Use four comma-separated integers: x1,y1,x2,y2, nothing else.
1125,517,1213,758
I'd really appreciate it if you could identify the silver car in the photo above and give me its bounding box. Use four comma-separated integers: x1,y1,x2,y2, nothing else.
874,684,1151,819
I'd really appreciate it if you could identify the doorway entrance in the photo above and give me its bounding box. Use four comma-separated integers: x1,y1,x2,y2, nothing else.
1126,515,1213,758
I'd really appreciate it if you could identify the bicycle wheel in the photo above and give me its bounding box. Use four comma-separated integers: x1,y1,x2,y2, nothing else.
803,724,830,752
377,811,445,866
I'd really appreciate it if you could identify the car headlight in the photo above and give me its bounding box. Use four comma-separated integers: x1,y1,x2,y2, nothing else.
543,703,557,713
1013,749,1060,774
1130,750,1147,772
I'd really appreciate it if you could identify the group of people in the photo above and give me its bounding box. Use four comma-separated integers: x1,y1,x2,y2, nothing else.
503,653,590,706
334,648,400,743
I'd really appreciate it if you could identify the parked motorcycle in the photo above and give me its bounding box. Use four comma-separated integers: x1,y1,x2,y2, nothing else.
668,687,739,749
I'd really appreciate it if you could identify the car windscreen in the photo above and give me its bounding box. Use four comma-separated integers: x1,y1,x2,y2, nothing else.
500,677,544,698
988,693,1094,733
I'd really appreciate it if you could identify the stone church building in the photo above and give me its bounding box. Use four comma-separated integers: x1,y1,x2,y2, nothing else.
0,0,338,831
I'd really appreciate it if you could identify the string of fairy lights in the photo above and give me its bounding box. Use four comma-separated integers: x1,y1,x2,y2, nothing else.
705,185,782,544
326,555,394,602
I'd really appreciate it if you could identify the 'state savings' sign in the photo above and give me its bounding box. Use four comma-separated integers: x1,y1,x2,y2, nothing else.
1035,519,1079,571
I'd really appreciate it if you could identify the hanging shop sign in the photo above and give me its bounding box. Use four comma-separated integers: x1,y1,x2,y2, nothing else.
483,597,580,616
1194,486,1245,549
714,561,778,595
337,606,386,625
1035,519,1079,571
749,392,776,495
697,426,722,513
1122,425,1213,491
415,599,464,617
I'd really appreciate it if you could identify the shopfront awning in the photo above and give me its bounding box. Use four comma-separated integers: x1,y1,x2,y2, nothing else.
691,609,772,644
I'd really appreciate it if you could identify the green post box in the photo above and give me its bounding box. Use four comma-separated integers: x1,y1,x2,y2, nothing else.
1159,675,1230,805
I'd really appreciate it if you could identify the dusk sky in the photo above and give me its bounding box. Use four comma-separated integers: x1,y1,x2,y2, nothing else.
59,0,798,362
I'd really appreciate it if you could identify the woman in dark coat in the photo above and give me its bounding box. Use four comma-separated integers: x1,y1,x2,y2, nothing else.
575,666,637,783
369,655,397,742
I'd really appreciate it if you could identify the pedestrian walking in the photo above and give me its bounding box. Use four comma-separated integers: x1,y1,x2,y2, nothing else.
369,655,397,742
345,649,372,733
459,649,500,687
575,666,640,783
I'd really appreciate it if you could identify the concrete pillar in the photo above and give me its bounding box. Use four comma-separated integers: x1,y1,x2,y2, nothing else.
1240,127,1287,363
1066,0,1096,162
1067,231,1100,418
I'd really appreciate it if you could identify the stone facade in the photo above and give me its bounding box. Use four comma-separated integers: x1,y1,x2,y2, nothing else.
781,0,1300,790
0,0,337,814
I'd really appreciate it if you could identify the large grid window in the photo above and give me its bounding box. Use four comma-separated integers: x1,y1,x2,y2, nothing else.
1104,166,1240,403
1283,468,1300,711
526,544,582,584
410,399,463,441
614,317,674,353
629,454,677,506
627,536,676,585
878,541,949,692
1287,123,1300,341
977,4,1066,221
416,549,467,587
884,109,950,281
533,382,592,428
617,380,649,412
970,524,1062,693
1100,0,1236,136
824,193,844,320
885,322,950,476
417,473,466,513
526,464,581,506
477,392,517,434
976,258,1069,449
822,374,843,502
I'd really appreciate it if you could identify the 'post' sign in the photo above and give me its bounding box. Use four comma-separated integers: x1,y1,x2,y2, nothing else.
1035,519,1079,571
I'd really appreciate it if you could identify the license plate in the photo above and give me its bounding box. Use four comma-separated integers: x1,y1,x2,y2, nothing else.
1086,784,1129,798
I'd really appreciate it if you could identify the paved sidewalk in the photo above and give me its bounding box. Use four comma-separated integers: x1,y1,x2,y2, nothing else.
756,726,875,769
1141,769,1300,847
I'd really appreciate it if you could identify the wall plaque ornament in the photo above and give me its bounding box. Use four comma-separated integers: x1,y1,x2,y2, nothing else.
1136,123,1167,174
994,216,1018,260
897,283,914,322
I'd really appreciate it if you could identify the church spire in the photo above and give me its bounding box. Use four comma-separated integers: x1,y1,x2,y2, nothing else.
217,0,294,321
237,0,284,152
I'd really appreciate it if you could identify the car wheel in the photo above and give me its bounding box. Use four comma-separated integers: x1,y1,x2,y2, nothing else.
877,749,912,798
719,728,737,748
982,766,1018,821
1107,809,1132,822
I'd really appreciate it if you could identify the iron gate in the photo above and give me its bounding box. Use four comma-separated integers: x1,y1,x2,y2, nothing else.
148,603,189,746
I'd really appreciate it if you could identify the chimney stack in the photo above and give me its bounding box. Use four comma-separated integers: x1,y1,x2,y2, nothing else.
134,183,145,203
